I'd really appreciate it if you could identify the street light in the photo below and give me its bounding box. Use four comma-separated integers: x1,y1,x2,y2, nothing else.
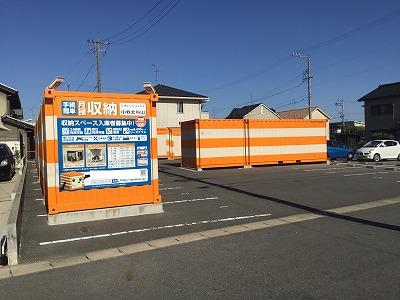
292,53,312,119
47,76,64,90
142,82,156,94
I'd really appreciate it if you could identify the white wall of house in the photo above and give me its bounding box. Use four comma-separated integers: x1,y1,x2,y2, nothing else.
156,99,208,128
310,110,328,120
245,105,280,119
0,93,8,127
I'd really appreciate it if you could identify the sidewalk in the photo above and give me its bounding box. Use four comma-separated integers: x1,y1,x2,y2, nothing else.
0,173,21,237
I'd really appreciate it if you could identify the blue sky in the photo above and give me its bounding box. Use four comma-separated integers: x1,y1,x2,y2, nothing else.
2,0,400,122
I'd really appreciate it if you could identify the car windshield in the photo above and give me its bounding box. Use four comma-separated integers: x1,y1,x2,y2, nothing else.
363,140,383,147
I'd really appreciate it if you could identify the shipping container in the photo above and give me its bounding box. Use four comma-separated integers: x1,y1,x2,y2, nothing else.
35,88,162,219
181,119,328,170
157,127,181,159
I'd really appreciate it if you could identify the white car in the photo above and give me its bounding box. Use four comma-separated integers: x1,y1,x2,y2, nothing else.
356,140,400,162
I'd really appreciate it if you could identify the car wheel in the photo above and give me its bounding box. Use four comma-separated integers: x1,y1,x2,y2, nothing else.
347,152,354,161
373,153,381,162
397,153,400,161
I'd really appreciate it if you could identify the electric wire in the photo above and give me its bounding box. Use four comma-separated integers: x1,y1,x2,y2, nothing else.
76,64,96,91
103,0,165,41
202,7,400,93
111,0,181,44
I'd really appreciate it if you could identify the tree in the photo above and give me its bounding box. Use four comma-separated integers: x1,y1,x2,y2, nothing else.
371,132,395,140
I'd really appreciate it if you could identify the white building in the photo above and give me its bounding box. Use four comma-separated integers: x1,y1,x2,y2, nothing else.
139,84,209,128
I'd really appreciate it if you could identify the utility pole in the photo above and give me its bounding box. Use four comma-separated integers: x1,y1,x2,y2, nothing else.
335,99,345,131
292,53,312,119
87,39,109,92
306,54,312,119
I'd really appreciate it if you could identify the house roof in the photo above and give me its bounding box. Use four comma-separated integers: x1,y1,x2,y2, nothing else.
1,115,34,132
0,83,22,110
277,107,330,120
357,82,400,102
226,103,281,119
138,84,209,102
226,103,260,119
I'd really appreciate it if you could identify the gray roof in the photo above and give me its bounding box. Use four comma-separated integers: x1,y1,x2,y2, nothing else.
357,82,400,102
138,84,208,102
226,103,262,119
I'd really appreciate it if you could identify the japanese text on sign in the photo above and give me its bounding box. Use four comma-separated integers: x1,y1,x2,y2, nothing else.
62,101,146,117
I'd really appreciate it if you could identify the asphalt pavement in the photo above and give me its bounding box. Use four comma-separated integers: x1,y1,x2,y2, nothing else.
1,159,400,299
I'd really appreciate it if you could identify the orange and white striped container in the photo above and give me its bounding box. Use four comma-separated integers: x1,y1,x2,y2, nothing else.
181,119,328,170
35,88,161,215
167,127,181,160
157,128,169,158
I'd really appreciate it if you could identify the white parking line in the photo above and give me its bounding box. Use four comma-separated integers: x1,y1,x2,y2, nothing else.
159,187,182,191
163,197,218,204
344,172,388,177
304,167,362,172
39,213,271,246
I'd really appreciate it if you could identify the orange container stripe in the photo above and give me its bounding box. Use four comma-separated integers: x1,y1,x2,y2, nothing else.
182,136,326,149
41,139,58,163
190,153,327,169
248,119,327,129
157,128,169,134
198,156,247,168
47,179,161,214
249,152,328,165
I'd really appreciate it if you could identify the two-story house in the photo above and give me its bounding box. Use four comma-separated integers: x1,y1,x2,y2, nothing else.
0,83,34,160
139,83,209,158
357,82,400,141
0,83,23,152
139,83,209,128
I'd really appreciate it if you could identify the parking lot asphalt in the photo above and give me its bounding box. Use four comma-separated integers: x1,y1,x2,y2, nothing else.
14,158,400,265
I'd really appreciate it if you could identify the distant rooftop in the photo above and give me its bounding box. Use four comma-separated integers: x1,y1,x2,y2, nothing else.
138,84,209,102
357,82,400,102
226,103,262,119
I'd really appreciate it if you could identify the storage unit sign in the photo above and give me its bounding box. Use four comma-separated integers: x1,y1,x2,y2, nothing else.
57,99,151,191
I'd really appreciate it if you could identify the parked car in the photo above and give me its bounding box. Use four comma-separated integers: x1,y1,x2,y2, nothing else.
355,140,400,162
0,143,16,181
327,140,354,160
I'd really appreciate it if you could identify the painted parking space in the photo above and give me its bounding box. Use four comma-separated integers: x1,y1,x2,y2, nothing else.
17,159,400,263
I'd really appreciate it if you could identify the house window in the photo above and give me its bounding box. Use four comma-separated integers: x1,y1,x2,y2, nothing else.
371,104,393,116
177,101,183,113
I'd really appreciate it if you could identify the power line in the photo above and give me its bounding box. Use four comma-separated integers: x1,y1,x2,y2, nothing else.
200,56,294,93
104,0,165,41
254,81,304,102
111,0,181,45
64,52,90,79
76,64,96,91
297,8,400,54
201,8,400,93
